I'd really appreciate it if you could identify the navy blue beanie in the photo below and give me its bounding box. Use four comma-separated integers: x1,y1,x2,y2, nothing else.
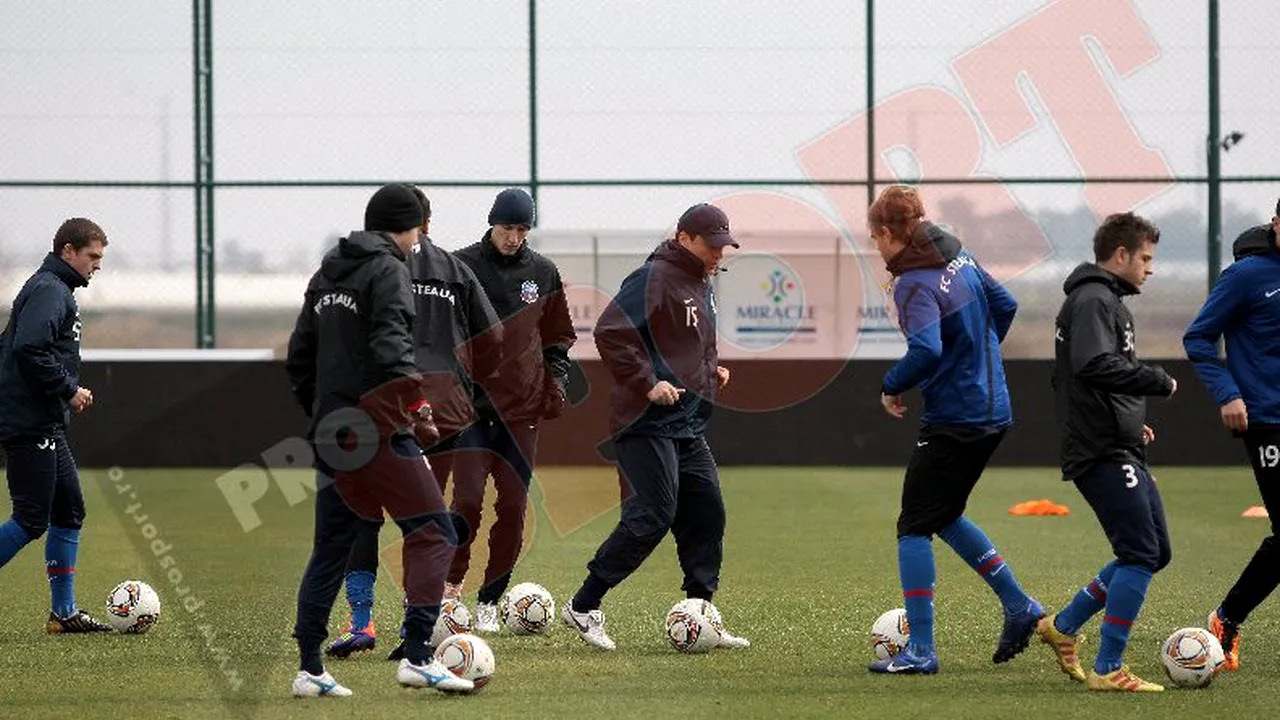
488,188,535,227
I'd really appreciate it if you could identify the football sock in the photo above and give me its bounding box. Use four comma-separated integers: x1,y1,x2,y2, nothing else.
938,516,1030,615
1095,564,1153,674
478,570,511,606
1054,561,1117,635
345,571,375,632
898,534,936,655
571,573,611,613
0,518,33,568
45,526,79,618
402,604,441,665
299,643,324,675
1220,535,1280,625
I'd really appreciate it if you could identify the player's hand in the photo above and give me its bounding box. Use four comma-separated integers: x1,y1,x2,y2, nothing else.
70,386,93,414
647,380,685,406
1220,398,1248,432
881,393,907,419
716,365,730,389
1142,424,1156,445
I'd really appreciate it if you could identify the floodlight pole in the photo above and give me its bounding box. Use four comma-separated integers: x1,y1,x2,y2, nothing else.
528,0,539,224
1206,0,1222,290
193,0,216,348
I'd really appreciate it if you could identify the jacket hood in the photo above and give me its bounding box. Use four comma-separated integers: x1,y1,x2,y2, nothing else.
654,238,710,279
321,231,405,281
886,222,962,276
1232,224,1278,261
40,253,89,289
1063,261,1138,297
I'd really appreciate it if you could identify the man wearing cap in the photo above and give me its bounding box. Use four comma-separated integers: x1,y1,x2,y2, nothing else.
448,188,575,632
286,184,471,696
560,203,750,651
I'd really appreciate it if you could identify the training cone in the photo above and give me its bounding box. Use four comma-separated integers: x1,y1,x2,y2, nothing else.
1008,499,1070,516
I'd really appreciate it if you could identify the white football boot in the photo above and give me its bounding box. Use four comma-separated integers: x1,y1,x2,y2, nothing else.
474,602,500,633
561,603,616,650
291,670,352,698
716,627,751,649
706,602,750,649
396,658,474,693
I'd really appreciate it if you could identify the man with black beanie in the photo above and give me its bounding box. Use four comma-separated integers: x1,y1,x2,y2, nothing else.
325,186,505,661
286,183,471,697
448,188,575,632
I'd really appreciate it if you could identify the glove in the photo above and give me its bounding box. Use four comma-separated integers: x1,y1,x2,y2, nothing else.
408,399,440,449
541,374,567,420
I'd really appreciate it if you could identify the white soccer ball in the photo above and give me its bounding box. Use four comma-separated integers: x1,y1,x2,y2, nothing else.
1160,627,1225,688
871,608,910,660
105,580,161,634
434,632,495,692
664,598,722,653
431,599,473,646
500,582,555,635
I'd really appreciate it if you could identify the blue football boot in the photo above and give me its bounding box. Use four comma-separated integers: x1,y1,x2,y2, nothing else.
993,599,1045,663
868,647,940,675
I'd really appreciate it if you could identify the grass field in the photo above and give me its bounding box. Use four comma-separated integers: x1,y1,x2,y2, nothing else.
2,465,1277,719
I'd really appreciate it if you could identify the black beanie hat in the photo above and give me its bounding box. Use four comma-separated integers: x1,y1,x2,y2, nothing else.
364,184,424,233
488,188,535,227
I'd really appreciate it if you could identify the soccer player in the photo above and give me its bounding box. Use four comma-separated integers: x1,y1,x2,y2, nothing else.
0,218,112,633
561,203,750,651
864,186,1043,675
1037,211,1177,692
447,188,575,632
1183,200,1280,672
286,184,471,696
325,187,503,660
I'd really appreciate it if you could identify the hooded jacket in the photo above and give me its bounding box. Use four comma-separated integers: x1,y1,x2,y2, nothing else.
1053,263,1176,479
594,239,720,438
410,237,503,437
0,253,88,441
1183,224,1280,426
881,224,1016,430
454,232,575,424
285,231,429,442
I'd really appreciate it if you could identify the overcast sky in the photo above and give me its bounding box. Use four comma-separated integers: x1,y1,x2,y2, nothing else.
0,0,1275,278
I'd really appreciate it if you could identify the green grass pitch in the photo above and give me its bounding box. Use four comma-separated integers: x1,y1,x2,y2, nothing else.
1,466,1276,719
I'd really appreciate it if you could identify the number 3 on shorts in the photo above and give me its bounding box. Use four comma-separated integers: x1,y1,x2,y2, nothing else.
1122,464,1139,489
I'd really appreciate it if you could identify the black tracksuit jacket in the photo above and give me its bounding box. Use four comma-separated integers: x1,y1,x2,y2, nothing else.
1052,262,1176,479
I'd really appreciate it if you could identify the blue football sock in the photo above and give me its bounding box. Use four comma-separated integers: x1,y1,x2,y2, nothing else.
1095,564,1153,674
938,516,1031,615
1054,561,1117,636
345,571,376,632
898,535,936,655
0,518,34,568
45,526,79,618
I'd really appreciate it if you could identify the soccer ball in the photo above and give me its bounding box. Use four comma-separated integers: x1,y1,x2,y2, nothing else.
1160,627,1225,688
871,608,910,660
105,580,161,634
431,599,473,646
500,582,555,635
664,598,722,653
434,633,495,692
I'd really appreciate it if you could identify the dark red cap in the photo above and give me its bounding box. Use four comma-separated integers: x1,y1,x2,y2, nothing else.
677,203,738,248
